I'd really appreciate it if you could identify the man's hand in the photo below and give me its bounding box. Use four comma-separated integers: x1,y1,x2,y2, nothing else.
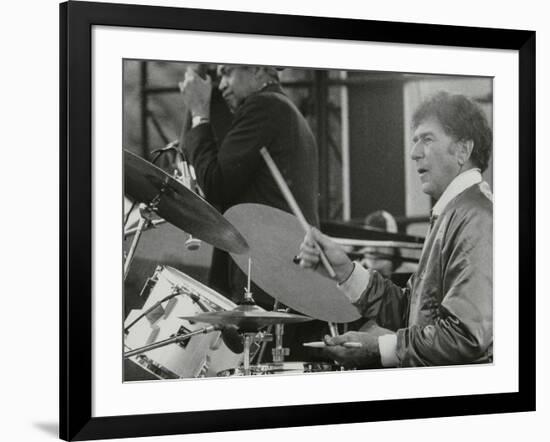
298,228,353,282
323,331,381,368
178,67,212,118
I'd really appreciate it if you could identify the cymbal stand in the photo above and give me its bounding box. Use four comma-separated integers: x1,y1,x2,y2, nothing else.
239,258,273,373
272,321,289,363
241,331,272,375
254,299,279,364
123,194,162,280
328,322,339,337
242,333,256,376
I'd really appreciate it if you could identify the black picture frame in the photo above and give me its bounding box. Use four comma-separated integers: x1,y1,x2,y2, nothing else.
60,1,536,440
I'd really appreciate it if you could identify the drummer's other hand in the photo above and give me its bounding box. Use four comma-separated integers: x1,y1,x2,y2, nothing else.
178,67,212,118
323,332,380,367
298,228,353,282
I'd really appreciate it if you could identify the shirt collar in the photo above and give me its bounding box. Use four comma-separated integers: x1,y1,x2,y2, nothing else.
432,168,482,216
243,82,284,108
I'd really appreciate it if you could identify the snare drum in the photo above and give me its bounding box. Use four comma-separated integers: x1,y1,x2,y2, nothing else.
217,362,338,377
124,266,243,380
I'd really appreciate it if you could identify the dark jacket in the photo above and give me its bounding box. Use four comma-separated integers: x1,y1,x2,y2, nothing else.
185,83,320,306
353,183,493,366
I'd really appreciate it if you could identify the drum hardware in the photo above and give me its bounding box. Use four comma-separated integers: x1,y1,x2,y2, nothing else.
328,322,339,338
124,266,243,378
124,150,248,256
178,266,313,331
135,354,180,380
178,301,313,329
178,260,311,372
179,306,312,371
218,325,245,354
303,341,363,349
123,201,162,280
333,237,424,250
123,145,366,377
124,324,223,358
177,147,203,252
253,299,279,365
242,332,255,376
217,362,339,377
138,271,160,301
124,283,216,334
125,265,343,378
124,218,166,238
123,144,171,229
272,321,289,363
225,203,361,323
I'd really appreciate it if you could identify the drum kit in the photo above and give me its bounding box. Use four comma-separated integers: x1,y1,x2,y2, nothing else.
123,149,421,380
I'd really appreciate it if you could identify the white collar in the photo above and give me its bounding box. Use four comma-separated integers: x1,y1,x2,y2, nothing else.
432,168,482,216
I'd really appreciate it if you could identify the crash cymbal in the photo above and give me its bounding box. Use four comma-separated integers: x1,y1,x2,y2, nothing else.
179,304,313,330
224,204,361,323
124,150,248,254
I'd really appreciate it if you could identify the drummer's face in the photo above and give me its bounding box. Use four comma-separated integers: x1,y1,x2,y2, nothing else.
218,65,259,112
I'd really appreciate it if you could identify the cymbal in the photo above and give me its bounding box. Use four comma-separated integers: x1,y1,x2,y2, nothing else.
124,150,248,254
224,204,361,323
179,304,313,330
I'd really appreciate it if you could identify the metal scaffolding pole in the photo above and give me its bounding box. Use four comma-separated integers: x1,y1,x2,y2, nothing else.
314,70,329,221
339,71,351,221
139,61,149,158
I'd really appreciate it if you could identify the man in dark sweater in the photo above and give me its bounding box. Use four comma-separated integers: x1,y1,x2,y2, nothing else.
299,92,493,367
179,64,319,306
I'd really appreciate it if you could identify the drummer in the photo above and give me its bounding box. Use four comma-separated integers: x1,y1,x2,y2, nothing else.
180,64,326,361
299,92,493,367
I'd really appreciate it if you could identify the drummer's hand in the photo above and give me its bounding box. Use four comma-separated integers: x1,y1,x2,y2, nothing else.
298,228,354,282
178,67,212,118
323,332,381,367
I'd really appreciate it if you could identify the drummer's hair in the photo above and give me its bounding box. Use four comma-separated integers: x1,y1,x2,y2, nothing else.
412,91,492,172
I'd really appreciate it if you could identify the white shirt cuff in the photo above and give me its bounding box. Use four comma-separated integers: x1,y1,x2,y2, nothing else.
192,115,209,128
337,262,371,303
378,333,399,367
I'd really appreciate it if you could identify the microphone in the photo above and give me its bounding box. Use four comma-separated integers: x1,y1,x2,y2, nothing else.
184,288,243,353
176,153,203,252
221,325,244,354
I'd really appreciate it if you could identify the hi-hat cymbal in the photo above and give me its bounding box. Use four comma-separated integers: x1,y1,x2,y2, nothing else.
124,150,248,254
224,204,361,323
179,304,313,330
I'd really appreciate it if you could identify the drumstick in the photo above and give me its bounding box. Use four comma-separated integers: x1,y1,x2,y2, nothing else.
303,341,363,348
260,147,336,279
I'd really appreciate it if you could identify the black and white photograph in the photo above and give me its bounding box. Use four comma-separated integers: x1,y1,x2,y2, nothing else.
122,60,494,381
53,1,538,440
1,0,545,439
